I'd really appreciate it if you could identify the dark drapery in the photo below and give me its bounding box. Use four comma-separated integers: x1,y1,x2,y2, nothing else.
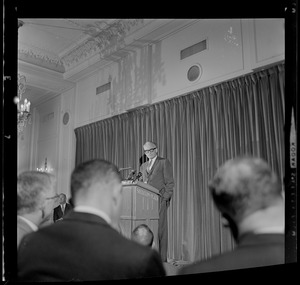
75,63,285,262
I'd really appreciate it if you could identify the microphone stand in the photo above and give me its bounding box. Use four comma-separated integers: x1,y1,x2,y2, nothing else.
119,167,133,181
132,172,142,183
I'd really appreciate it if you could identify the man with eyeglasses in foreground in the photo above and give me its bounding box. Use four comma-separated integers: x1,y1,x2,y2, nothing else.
139,141,174,262
17,171,58,248
17,159,165,281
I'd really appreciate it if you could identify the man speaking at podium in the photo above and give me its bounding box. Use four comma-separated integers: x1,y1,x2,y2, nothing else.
140,141,174,262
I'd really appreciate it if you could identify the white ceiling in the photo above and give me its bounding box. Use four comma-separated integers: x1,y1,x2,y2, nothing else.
18,19,121,62
17,19,197,106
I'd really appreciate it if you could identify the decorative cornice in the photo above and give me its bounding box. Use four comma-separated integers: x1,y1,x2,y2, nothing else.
60,19,145,70
18,45,65,73
18,19,148,75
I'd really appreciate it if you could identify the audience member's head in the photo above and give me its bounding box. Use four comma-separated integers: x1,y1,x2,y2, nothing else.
208,156,284,240
17,171,57,225
58,193,67,205
71,159,123,227
132,224,154,247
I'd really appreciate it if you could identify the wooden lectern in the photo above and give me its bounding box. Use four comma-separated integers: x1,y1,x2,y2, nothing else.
119,181,160,250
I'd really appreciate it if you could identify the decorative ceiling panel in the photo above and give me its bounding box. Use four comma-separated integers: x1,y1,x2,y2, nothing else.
18,19,146,73
60,19,146,70
19,19,89,54
18,45,65,73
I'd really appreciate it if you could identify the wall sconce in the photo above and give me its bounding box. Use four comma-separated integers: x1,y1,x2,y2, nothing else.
37,158,53,173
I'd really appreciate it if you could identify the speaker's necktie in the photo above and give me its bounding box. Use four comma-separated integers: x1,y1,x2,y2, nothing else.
147,159,152,173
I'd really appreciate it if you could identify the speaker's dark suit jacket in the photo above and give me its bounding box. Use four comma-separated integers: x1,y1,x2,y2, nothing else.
53,203,72,222
179,233,284,274
140,156,174,262
17,211,166,281
140,156,174,201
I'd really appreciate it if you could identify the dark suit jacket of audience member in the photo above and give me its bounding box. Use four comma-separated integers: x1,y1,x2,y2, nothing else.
53,203,72,222
179,233,284,274
18,211,166,281
17,216,34,248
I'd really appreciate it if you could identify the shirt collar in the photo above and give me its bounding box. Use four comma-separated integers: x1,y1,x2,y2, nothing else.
74,205,111,225
18,215,38,232
151,155,158,162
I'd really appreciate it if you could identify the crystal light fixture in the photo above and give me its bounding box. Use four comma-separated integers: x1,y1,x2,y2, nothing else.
15,74,31,133
37,158,53,173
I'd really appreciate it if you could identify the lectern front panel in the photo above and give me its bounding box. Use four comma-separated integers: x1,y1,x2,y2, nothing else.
119,183,159,250
135,187,159,219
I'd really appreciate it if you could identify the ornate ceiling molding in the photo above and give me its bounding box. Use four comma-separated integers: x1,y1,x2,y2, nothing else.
18,19,146,75
60,19,145,71
18,44,65,73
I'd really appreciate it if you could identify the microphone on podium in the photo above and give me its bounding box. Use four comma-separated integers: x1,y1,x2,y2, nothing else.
133,172,142,182
119,167,133,182
127,169,136,180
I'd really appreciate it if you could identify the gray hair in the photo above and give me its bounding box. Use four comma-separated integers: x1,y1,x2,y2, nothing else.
17,171,56,215
143,141,157,148
208,156,282,222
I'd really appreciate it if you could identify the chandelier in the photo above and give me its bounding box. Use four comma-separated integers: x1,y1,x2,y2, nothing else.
15,74,31,133
37,158,53,173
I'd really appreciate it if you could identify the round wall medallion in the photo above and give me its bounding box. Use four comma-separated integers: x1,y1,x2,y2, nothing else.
63,112,70,125
187,64,202,82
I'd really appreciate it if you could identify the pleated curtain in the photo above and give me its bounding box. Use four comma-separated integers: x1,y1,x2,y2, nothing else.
75,63,285,262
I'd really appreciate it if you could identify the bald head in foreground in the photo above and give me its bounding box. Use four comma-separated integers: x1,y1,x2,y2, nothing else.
132,224,154,248
18,159,165,281
179,156,284,274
